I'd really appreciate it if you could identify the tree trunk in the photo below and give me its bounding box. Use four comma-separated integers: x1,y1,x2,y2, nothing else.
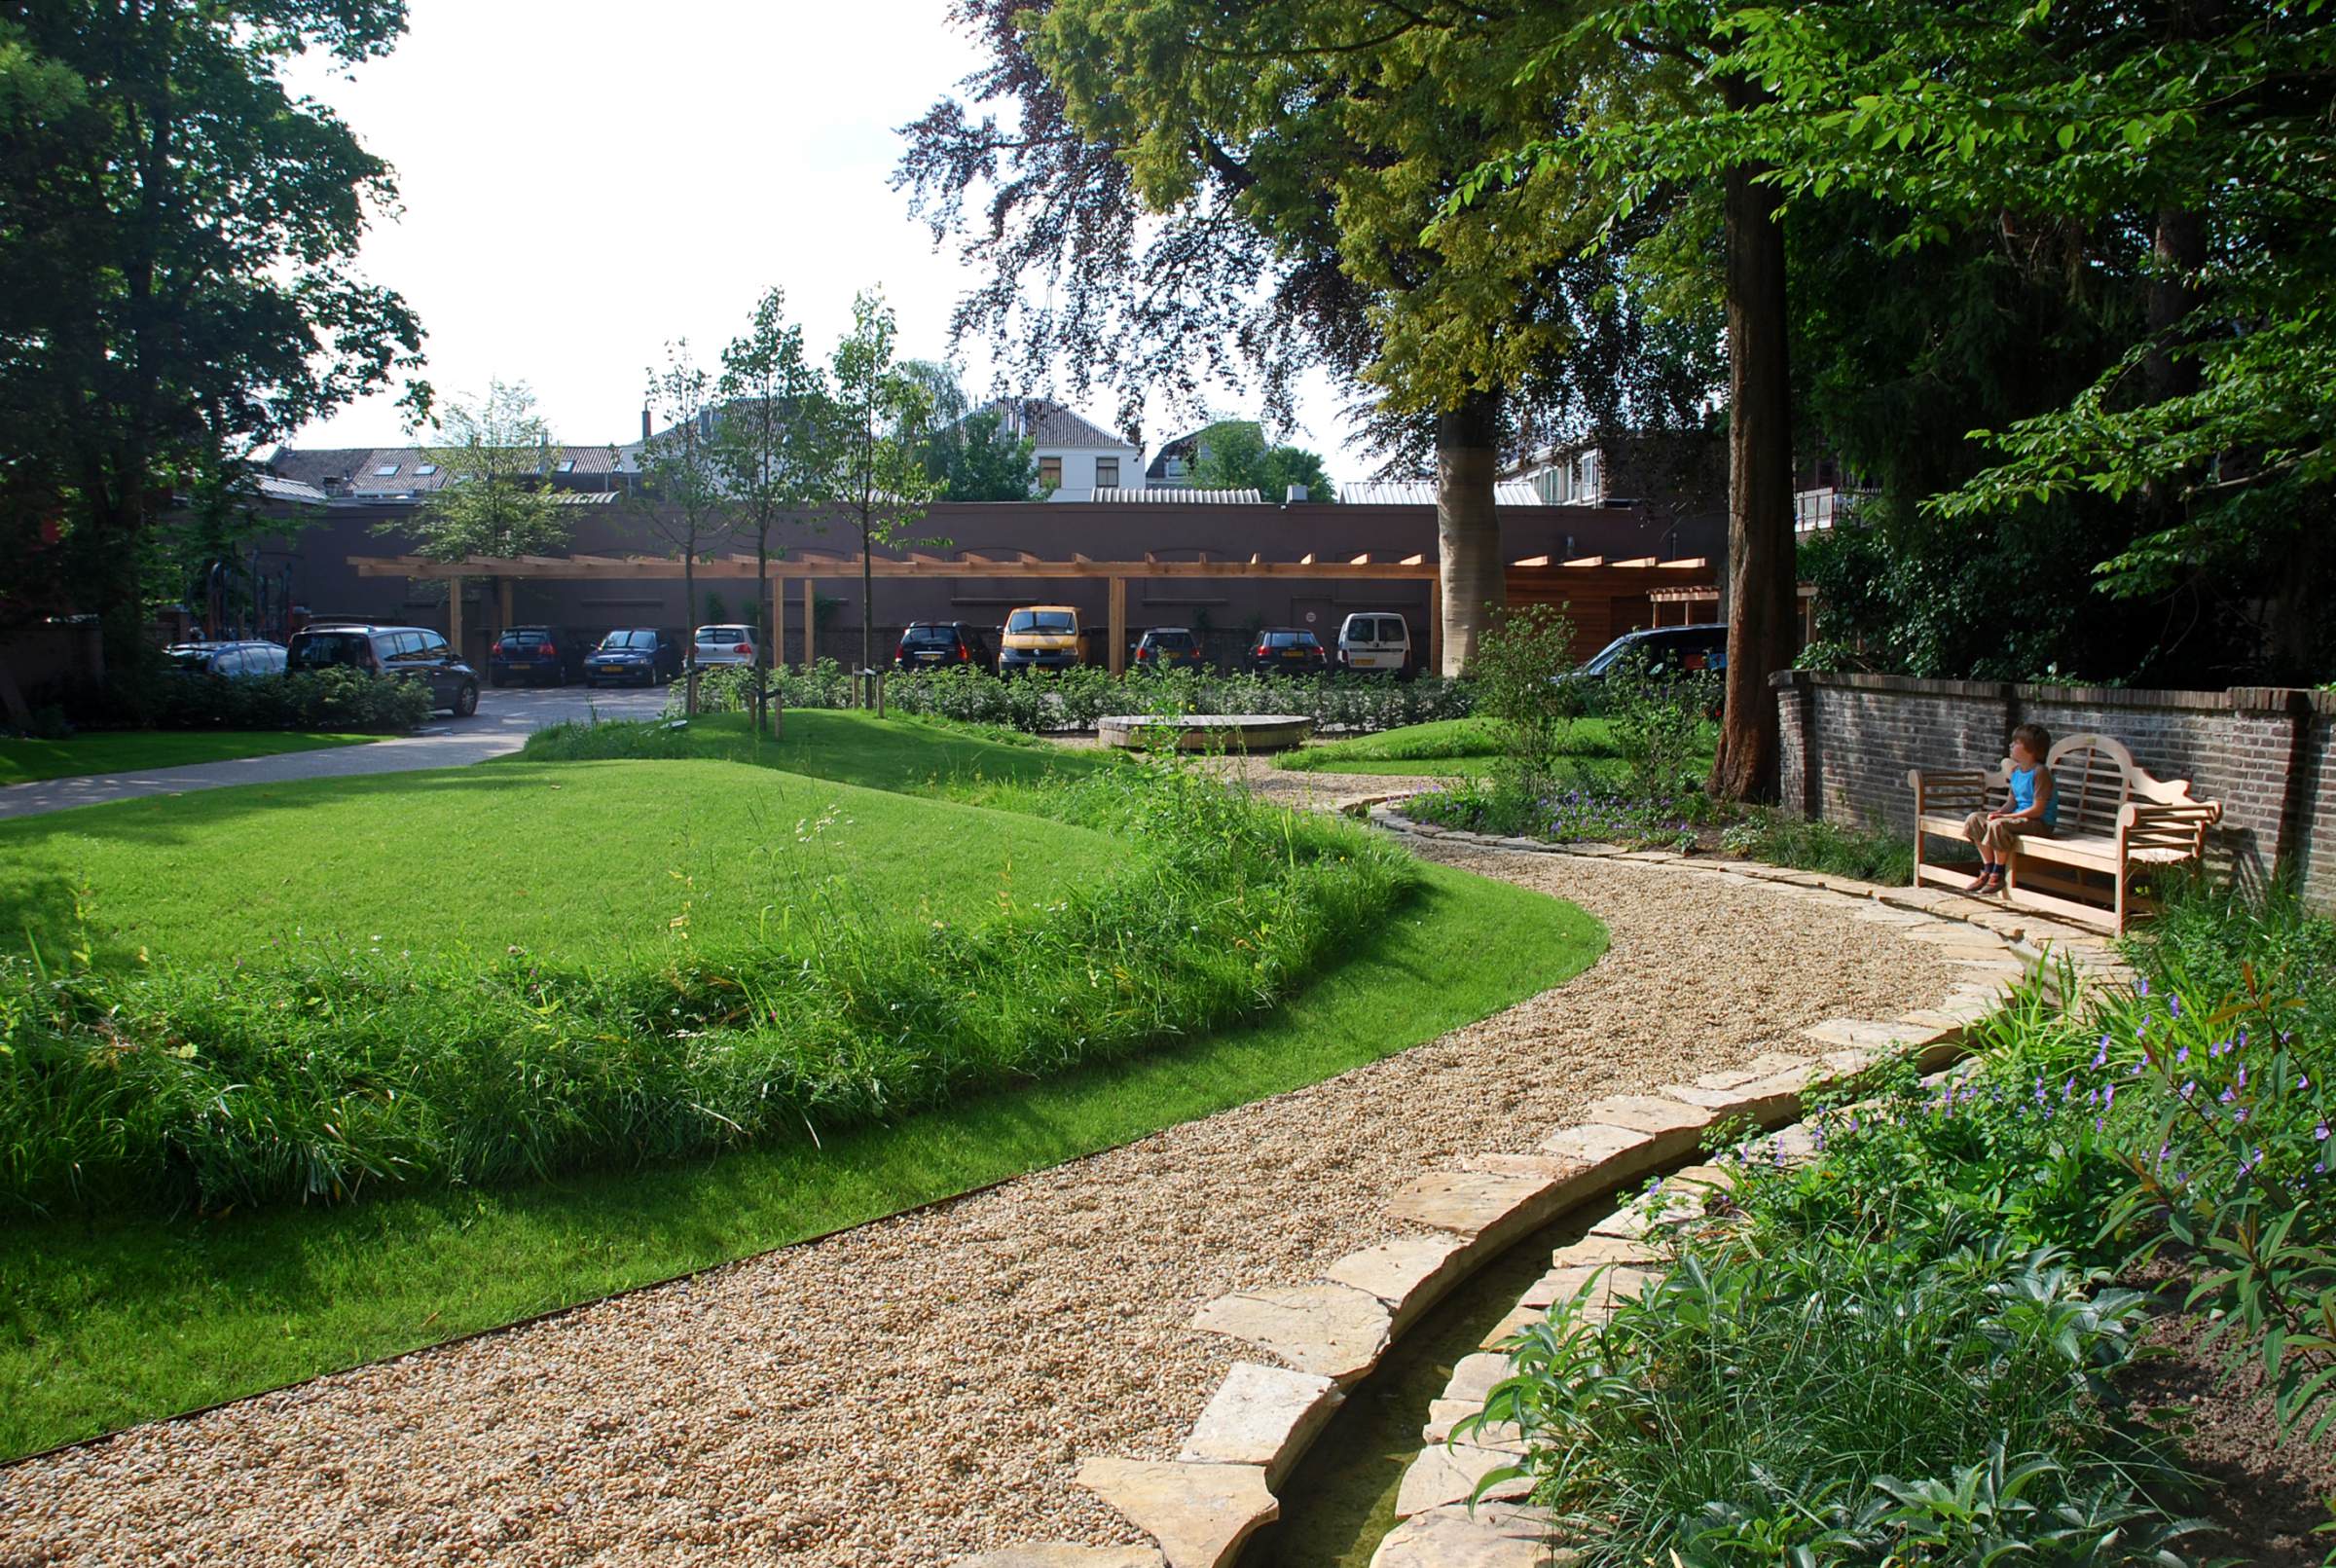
859,519,876,681
756,528,773,737
1435,387,1504,676
2145,206,2206,403
682,549,698,717
1707,85,1800,804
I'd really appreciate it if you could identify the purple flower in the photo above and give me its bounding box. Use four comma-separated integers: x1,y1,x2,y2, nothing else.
2233,1108,2249,1124
2218,1086,2237,1105
2137,977,2149,997
2317,1122,2330,1144
2180,1081,2198,1100
2130,1061,2145,1077
2175,1045,2190,1066
2103,1084,2116,1109
2170,994,2182,1018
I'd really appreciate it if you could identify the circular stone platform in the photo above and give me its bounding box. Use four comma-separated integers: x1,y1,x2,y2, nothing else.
1096,713,1318,752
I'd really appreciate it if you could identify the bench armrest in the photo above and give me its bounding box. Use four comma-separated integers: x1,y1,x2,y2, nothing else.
1908,767,1996,813
2117,800,2220,857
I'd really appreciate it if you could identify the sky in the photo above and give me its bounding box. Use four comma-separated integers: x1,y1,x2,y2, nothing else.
281,0,1364,478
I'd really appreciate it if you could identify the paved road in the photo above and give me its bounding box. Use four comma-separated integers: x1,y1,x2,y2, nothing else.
0,683,672,822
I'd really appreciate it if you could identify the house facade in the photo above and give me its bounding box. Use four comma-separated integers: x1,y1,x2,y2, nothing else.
978,397,1145,501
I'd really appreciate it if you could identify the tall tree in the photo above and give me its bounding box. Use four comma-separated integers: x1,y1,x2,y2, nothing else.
0,1,424,690
715,288,831,734
635,340,732,686
827,291,941,675
935,409,1047,501
396,383,571,602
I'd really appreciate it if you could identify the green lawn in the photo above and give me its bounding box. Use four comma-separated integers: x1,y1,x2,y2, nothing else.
0,728,373,786
0,756,1114,972
0,708,1607,1459
0,860,1601,1459
516,709,1105,793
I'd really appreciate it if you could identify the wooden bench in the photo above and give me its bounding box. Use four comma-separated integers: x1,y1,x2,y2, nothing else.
1907,733,2221,933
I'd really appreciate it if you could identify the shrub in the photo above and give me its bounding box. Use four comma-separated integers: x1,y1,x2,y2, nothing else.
1477,1235,2206,1568
667,662,1475,734
1717,809,1917,885
1470,602,1584,797
144,667,433,733
1598,652,1720,806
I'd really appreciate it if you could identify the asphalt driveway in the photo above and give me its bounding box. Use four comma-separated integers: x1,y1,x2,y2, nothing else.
0,684,671,821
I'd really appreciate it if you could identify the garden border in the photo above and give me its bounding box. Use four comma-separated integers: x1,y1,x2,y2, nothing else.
966,802,2135,1568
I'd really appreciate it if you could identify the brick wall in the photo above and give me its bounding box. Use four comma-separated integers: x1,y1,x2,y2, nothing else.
1772,672,2336,907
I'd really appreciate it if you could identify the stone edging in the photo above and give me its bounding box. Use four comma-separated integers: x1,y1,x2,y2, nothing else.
960,803,2135,1568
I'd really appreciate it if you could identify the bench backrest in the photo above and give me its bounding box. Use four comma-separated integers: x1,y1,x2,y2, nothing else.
2046,735,2137,838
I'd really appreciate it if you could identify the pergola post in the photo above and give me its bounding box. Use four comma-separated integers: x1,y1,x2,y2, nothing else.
1107,574,1127,675
772,586,785,678
497,577,513,632
801,579,815,671
447,574,464,664
1427,573,1443,676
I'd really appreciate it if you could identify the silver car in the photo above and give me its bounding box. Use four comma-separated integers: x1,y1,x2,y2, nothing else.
693,624,760,667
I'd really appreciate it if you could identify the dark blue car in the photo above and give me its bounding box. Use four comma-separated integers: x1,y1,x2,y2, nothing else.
584,627,684,686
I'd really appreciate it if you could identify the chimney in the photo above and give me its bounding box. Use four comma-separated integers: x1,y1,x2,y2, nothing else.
641,407,651,442
699,408,713,439
1284,484,1309,504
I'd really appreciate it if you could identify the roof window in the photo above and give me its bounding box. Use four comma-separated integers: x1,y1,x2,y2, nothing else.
373,463,400,477
415,463,438,477
556,459,577,474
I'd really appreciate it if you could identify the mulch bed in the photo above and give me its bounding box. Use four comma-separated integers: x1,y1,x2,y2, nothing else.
2120,1263,2336,1566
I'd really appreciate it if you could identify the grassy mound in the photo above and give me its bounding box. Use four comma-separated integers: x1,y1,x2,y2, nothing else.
517,709,1101,791
0,757,1113,972
0,858,1602,1459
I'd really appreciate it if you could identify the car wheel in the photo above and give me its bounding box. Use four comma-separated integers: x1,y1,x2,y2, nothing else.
452,681,478,718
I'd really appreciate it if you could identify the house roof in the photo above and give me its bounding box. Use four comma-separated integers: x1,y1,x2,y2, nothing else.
983,397,1136,452
1338,481,1548,507
1091,487,1262,504
1144,426,1209,481
270,443,622,496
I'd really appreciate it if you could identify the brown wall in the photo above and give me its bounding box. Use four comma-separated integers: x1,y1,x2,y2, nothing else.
254,494,1721,663
1774,671,2336,906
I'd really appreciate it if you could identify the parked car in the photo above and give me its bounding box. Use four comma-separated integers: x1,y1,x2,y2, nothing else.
164,639,287,679
693,624,760,668
585,627,685,686
894,621,993,671
1335,612,1411,676
1131,627,1205,672
1248,627,1330,675
1577,623,1729,678
489,626,587,687
286,623,478,716
999,604,1084,675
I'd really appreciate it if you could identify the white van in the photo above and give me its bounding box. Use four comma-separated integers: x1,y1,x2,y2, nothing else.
1336,612,1411,675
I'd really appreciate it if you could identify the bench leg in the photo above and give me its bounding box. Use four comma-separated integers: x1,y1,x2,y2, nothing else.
2113,865,2128,937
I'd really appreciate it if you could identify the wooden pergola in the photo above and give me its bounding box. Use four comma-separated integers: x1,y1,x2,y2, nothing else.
351,548,1714,675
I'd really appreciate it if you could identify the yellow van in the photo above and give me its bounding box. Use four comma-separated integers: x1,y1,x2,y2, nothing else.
999,604,1084,675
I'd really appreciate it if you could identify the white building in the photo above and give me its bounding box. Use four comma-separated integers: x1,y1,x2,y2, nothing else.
984,397,1144,501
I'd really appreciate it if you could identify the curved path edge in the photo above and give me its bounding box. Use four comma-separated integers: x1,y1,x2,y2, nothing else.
970,805,2135,1568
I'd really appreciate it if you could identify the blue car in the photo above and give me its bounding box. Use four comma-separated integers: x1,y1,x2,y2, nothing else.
584,627,685,686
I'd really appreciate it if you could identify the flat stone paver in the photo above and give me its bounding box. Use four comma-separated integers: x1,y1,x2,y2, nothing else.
0,685,667,820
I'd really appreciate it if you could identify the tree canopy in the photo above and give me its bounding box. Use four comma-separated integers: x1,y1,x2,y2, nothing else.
0,1,424,678
1185,421,1336,501
399,382,569,563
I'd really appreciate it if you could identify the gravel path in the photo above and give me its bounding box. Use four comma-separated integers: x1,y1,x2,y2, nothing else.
0,839,1960,1567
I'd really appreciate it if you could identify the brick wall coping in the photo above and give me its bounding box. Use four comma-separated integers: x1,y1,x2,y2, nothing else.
1770,669,2336,717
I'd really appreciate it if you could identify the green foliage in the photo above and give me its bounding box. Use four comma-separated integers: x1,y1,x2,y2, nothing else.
634,340,733,609
1478,1233,2198,1568
674,661,1477,735
0,751,1409,1216
1597,653,1720,806
0,3,425,677
934,407,1046,500
1186,420,1335,500
1277,716,1618,775
144,667,432,735
1469,603,1585,797
393,381,572,562
1717,808,1916,885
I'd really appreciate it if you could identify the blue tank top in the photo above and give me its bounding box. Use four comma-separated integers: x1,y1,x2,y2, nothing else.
2008,764,2059,827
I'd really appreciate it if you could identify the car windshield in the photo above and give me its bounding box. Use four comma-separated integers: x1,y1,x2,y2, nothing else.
600,630,655,649
1580,634,1643,675
290,632,373,670
1147,632,1193,649
1007,610,1075,634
